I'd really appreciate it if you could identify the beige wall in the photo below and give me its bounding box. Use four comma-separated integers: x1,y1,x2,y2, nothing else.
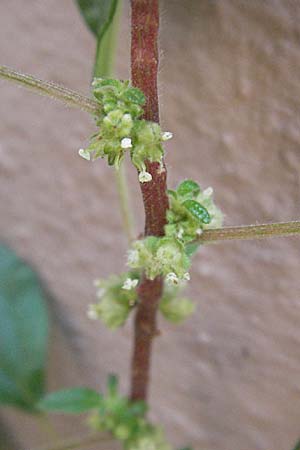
1,1,300,449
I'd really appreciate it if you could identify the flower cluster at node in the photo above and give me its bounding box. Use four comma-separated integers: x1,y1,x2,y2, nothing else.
88,375,172,450
165,179,223,249
78,78,172,182
90,178,222,330
127,236,190,282
87,272,140,329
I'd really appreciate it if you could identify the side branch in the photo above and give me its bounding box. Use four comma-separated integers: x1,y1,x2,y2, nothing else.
0,65,98,114
199,221,300,244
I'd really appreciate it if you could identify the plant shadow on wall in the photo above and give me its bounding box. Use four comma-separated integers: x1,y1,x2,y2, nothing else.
1,1,300,450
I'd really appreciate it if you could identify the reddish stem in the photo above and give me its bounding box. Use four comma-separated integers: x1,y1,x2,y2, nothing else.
130,0,169,401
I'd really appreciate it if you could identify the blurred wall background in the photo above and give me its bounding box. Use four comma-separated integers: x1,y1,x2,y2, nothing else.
1,1,300,449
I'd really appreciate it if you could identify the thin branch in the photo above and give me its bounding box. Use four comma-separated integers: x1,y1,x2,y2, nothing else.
0,65,99,114
199,221,300,244
30,433,113,450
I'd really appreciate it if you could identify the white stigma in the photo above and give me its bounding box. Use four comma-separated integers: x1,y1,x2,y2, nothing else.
127,249,139,265
165,272,179,285
177,228,184,239
162,131,173,141
203,186,213,197
87,304,99,320
121,138,132,149
139,171,152,183
183,272,191,281
78,148,91,160
122,278,139,290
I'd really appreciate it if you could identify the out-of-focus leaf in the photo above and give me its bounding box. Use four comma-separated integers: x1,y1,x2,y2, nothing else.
75,0,121,77
38,387,103,414
292,440,300,450
76,0,118,38
0,245,49,412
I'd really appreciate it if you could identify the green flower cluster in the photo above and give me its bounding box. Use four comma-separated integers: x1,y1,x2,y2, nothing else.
79,78,172,182
88,375,171,450
165,179,223,247
89,178,222,330
127,236,190,283
88,272,140,329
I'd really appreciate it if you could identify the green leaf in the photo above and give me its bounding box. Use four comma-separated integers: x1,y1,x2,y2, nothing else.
75,0,121,77
182,199,211,224
122,87,145,106
38,388,102,414
0,245,49,412
292,440,300,450
177,180,200,198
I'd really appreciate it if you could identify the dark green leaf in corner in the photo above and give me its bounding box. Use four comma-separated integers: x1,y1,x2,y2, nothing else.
292,440,300,450
0,245,49,412
75,0,121,77
38,387,103,414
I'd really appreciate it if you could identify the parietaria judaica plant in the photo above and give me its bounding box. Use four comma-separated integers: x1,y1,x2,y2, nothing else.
84,83,223,330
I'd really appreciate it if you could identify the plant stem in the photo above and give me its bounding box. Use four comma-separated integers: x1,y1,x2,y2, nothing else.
0,65,98,114
115,165,135,242
130,0,169,402
30,433,113,450
199,220,300,244
93,0,122,78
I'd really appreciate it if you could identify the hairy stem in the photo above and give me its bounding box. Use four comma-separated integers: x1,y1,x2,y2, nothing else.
0,65,98,114
199,221,300,244
130,0,169,402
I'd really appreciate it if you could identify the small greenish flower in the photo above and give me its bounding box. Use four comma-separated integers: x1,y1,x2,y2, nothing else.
88,273,140,329
159,286,195,324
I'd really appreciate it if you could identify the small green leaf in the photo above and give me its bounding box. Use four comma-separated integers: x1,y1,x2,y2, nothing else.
292,440,300,450
182,200,211,224
0,245,49,412
76,0,119,37
177,180,200,198
38,388,102,414
122,87,145,105
75,0,121,77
